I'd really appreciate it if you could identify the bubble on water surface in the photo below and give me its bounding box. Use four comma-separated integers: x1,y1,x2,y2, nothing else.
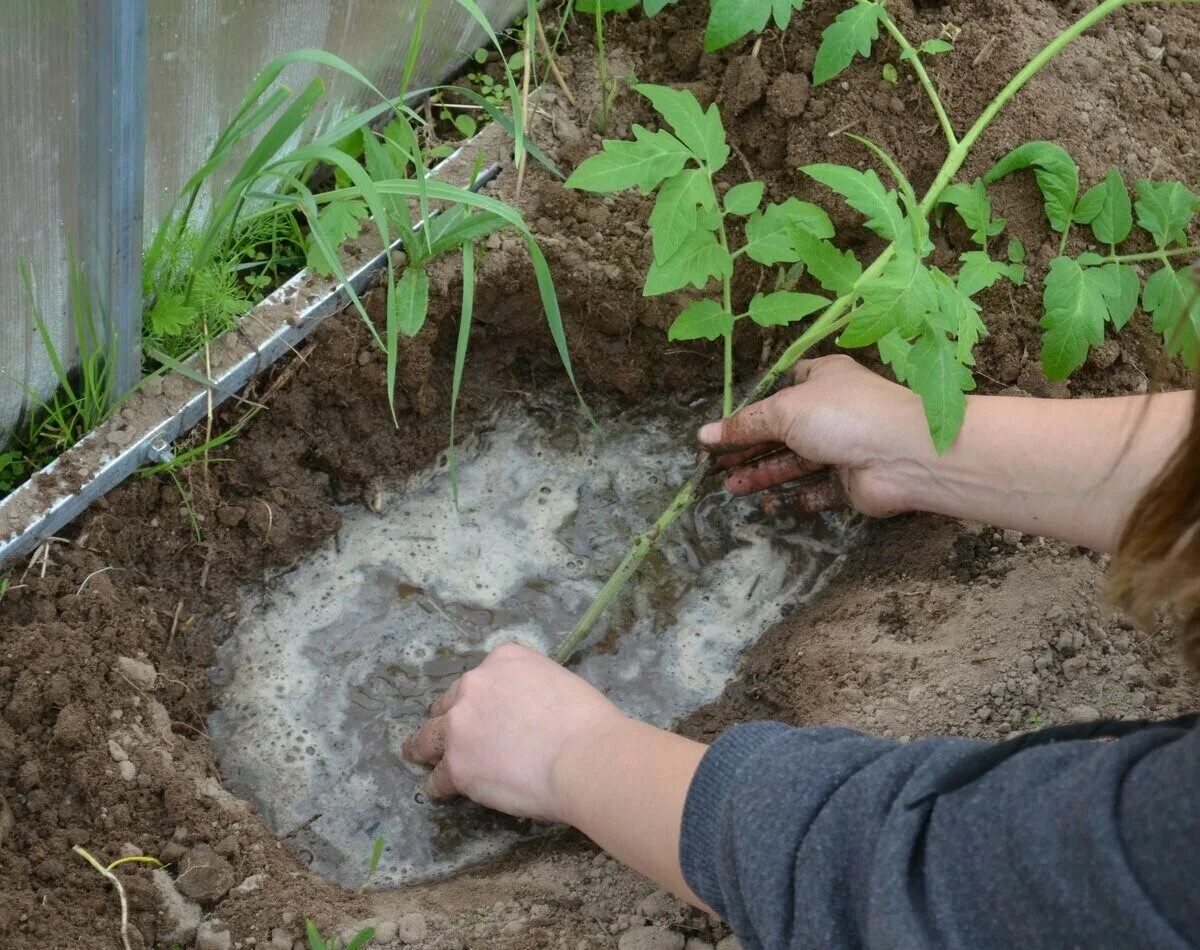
209,400,858,886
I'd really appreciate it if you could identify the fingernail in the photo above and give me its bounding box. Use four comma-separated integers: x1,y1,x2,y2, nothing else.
698,422,722,446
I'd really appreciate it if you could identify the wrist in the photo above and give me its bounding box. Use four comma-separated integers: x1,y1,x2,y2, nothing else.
547,710,637,827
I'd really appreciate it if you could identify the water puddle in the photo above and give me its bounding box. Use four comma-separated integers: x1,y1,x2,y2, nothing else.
209,398,858,887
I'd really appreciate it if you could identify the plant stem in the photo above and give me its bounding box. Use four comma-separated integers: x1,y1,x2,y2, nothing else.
718,222,735,417
595,3,610,133
553,0,1194,665
1107,244,1200,264
879,11,958,150
536,11,579,108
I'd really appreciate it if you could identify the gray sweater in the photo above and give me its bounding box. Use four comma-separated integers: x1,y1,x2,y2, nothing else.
680,719,1199,949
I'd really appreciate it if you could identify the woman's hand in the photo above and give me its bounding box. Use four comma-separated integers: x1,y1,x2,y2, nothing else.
699,355,931,518
402,642,627,822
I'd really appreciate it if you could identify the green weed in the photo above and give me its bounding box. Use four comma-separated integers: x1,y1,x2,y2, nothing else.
555,0,1200,662
305,920,375,950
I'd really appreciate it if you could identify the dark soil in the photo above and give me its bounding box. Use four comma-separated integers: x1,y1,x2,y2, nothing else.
2,1,1198,947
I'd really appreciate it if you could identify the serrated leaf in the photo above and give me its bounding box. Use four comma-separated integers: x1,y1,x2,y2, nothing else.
1007,237,1026,264
1135,180,1200,249
390,266,430,337
724,181,764,216
1098,261,1140,330
1144,264,1200,367
985,142,1080,234
840,251,937,347
791,232,863,296
878,328,912,383
649,168,717,262
748,290,831,327
564,125,691,194
1075,167,1133,245
146,293,199,338
636,84,729,171
956,251,1025,298
644,228,734,296
743,198,833,265
704,0,805,51
882,63,899,84
668,299,734,341
813,3,885,86
802,164,905,241
305,197,370,277
908,326,974,454
1039,256,1107,379
939,179,1006,248
931,269,986,364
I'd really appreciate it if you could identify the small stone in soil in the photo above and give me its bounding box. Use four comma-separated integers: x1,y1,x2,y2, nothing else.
152,869,202,945
177,844,236,903
196,921,234,950
396,912,428,944
115,656,158,690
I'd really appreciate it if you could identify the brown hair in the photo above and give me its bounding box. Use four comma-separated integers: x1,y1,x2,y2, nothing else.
1110,272,1200,671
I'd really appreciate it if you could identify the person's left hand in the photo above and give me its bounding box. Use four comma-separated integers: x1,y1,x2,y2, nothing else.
401,643,628,822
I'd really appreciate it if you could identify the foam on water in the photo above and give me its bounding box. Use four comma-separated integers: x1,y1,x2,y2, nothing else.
209,399,858,886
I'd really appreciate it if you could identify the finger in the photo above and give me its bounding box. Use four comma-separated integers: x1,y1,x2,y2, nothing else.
402,715,448,767
791,359,818,384
761,475,849,515
725,451,826,496
712,442,782,472
428,677,463,718
697,391,791,453
422,758,460,802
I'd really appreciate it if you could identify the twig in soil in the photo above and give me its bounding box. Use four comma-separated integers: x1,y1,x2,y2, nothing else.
75,566,115,596
826,118,861,138
283,813,324,838
200,543,214,590
73,847,163,950
973,36,998,67
536,12,578,108
22,537,69,582
167,599,184,649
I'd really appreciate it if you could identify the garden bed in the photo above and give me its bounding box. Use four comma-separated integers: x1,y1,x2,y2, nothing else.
1,0,1199,947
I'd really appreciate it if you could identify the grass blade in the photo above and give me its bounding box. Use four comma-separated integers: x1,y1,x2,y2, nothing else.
450,238,475,506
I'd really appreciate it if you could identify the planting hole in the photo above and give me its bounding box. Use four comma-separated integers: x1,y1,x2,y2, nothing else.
209,398,858,886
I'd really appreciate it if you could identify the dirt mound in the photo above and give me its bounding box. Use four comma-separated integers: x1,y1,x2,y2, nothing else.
1,1,1197,946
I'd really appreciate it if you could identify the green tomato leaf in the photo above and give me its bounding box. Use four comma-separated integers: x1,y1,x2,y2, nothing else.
791,232,863,297
1135,180,1200,249
724,181,765,216
668,299,734,341
704,0,805,52
644,228,734,296
1098,261,1140,331
390,266,430,337
649,168,717,263
919,38,954,55
882,63,899,84
840,251,937,347
956,250,1025,299
813,3,885,86
1007,237,1026,264
743,198,834,265
802,164,905,242
1075,167,1133,245
643,0,680,13
747,290,831,327
576,0,640,11
985,141,1080,234
564,125,691,194
146,293,200,338
1039,256,1108,379
635,84,730,172
931,269,986,365
878,328,912,383
1144,264,1200,368
938,179,1006,248
907,325,975,455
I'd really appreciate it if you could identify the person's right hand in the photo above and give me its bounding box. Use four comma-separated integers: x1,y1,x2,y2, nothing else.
697,355,932,518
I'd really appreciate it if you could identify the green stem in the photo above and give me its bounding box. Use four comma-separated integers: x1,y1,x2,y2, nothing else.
1107,244,1200,264
879,11,958,150
595,4,609,134
718,221,735,417
553,0,1195,665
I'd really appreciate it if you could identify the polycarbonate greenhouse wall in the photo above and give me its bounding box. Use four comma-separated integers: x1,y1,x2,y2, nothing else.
0,0,522,448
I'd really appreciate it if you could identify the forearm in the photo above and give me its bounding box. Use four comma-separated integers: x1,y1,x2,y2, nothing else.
893,390,1191,552
552,716,710,910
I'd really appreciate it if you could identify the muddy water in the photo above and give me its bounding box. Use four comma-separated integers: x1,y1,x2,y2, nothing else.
209,399,858,887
